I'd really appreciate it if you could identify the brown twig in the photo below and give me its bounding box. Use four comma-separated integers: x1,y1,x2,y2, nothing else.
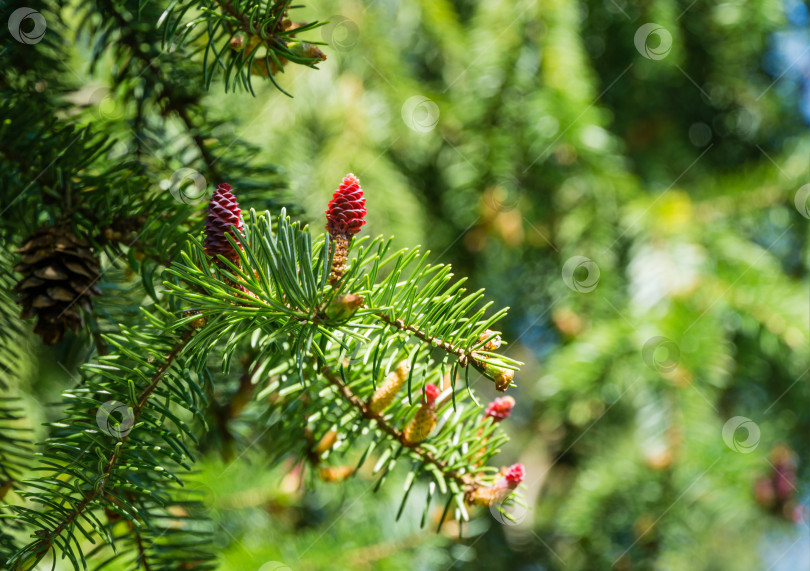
373,311,472,366
319,366,475,493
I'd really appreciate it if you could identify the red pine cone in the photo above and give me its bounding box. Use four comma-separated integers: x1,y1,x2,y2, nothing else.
325,173,366,238
503,463,525,488
484,396,515,422
204,183,244,262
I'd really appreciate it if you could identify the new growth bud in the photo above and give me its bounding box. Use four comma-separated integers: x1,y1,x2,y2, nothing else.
368,361,410,414
468,463,525,507
472,354,515,393
324,293,364,321
402,384,440,445
477,329,502,351
493,370,514,392
286,41,327,61
229,33,246,51
182,310,207,330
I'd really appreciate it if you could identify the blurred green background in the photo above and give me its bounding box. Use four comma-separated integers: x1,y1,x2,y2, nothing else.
195,0,809,567
12,0,810,569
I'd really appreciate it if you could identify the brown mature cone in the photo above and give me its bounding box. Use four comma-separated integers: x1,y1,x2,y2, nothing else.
14,225,101,344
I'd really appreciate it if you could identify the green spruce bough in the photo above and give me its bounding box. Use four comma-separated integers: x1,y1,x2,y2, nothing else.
4,174,524,569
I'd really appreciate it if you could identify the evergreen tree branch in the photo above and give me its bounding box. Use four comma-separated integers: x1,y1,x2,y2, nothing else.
5,306,216,570
319,365,475,492
171,103,224,183
159,0,327,94
373,312,469,360
166,206,522,528
15,329,194,567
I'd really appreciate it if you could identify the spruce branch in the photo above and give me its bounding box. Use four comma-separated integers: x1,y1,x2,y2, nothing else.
373,312,469,361
11,329,193,568
160,0,327,94
4,307,216,570
85,0,225,182
0,253,35,558
162,179,523,532
170,103,225,183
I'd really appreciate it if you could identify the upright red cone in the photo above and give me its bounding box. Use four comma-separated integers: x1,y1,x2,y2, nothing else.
484,396,516,423
204,183,244,263
326,173,366,237
474,395,516,466
325,174,366,284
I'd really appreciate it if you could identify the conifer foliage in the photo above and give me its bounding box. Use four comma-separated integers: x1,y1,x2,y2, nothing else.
0,1,524,568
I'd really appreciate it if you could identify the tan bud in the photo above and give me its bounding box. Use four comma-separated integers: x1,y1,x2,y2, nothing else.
324,293,363,321
368,361,410,414
494,370,514,392
183,310,207,329
477,330,502,351
314,430,338,455
229,33,246,51
472,353,515,392
319,465,355,482
286,41,327,62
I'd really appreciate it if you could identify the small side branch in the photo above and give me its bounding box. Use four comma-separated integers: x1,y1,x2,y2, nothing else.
373,312,471,366
319,366,475,493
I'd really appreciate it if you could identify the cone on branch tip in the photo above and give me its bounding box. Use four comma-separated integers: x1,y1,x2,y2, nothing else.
368,361,411,414
204,183,244,263
471,354,514,392
241,17,327,77
474,396,516,465
182,310,207,330
484,396,515,422
326,173,366,285
468,463,525,507
470,330,514,391
14,225,101,344
402,384,440,445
